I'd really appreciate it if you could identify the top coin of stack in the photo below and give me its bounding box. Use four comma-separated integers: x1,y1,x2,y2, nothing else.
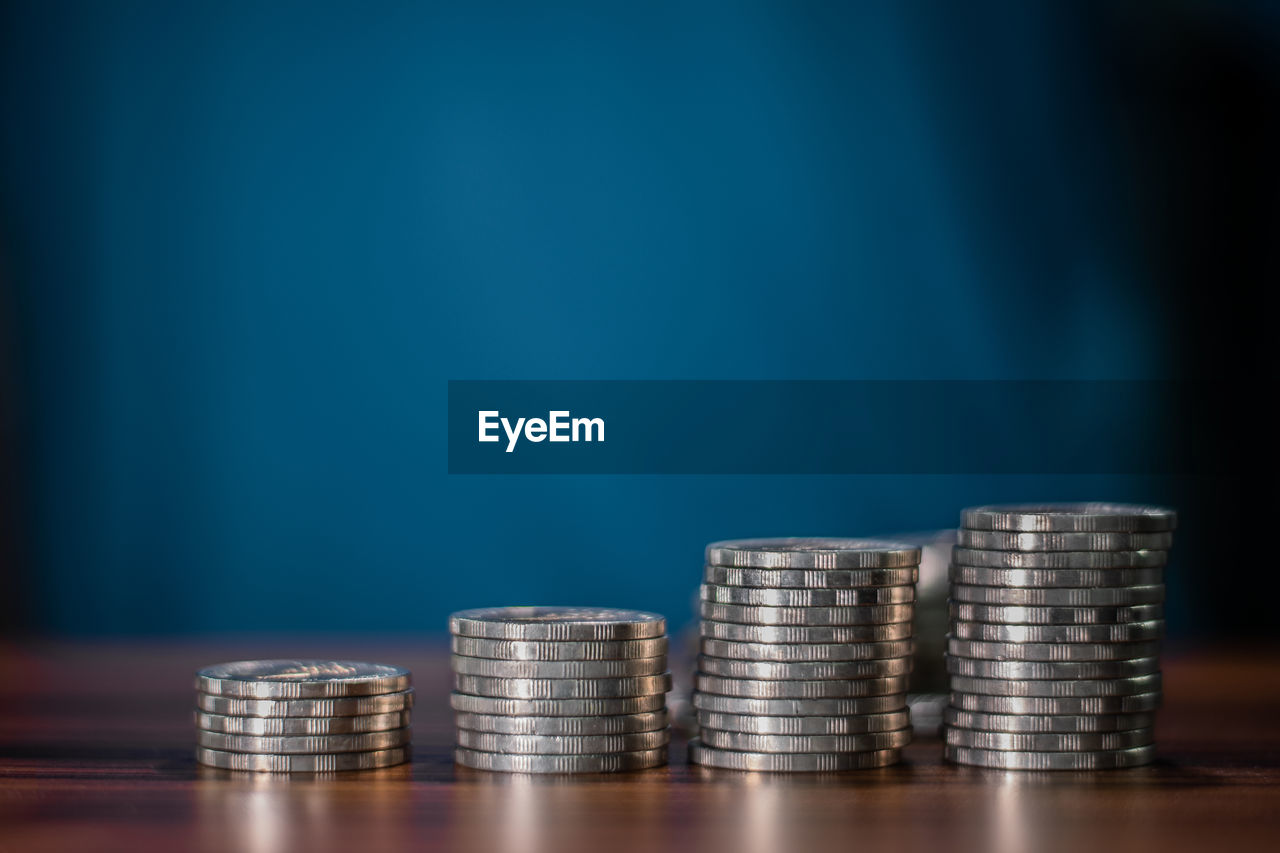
690,538,920,772
944,503,1176,770
449,607,672,773
193,660,414,772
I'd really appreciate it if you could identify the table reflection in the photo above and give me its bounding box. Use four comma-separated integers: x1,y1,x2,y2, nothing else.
189,746,1221,853
195,763,412,853
448,765,672,853
954,764,1176,853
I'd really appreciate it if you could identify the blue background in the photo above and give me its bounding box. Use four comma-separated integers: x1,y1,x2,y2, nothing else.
2,2,1272,635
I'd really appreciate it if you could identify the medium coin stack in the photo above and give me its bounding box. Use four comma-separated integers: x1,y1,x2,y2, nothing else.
194,660,413,772
690,538,921,772
449,607,672,773
945,503,1177,770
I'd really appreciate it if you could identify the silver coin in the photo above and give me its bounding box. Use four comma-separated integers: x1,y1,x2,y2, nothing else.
944,743,1156,770
949,584,1165,607
961,504,1177,533
453,673,671,700
704,565,919,588
688,739,901,771
449,692,666,716
943,708,1156,734
453,710,668,735
449,607,665,641
706,538,922,569
946,656,1160,680
700,583,916,607
950,673,1161,698
454,746,667,773
700,726,913,754
195,746,409,772
951,547,1167,569
945,726,1155,751
695,673,909,699
949,691,1162,714
950,620,1164,643
946,637,1162,662
195,661,410,699
700,619,913,644
455,728,670,755
196,727,411,754
450,656,667,678
700,602,914,626
697,655,912,680
195,711,410,735
692,692,907,716
449,636,668,661
949,602,1163,625
957,530,1174,552
700,638,914,662
696,710,910,735
195,689,415,718
948,565,1164,588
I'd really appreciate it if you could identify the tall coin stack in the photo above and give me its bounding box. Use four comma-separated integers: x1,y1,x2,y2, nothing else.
945,503,1176,770
194,660,413,772
690,538,921,772
449,607,672,773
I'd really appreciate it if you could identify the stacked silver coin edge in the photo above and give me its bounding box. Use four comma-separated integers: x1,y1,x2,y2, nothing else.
193,659,413,772
449,606,671,773
945,503,1175,770
692,538,921,772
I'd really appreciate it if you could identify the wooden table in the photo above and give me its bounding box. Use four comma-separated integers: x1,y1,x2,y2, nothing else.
2,640,1278,852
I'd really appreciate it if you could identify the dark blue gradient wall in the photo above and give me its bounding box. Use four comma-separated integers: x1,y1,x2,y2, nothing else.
2,2,1274,635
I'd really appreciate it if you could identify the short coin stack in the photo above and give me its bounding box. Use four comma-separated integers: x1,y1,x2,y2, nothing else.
690,538,921,772
449,607,672,773
945,503,1177,770
194,660,413,772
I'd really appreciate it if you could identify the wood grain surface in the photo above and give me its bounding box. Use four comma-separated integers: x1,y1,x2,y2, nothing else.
1,640,1277,853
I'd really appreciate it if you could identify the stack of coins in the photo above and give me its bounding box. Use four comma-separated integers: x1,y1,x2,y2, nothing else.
945,503,1176,770
449,607,672,773
194,660,413,772
690,538,921,772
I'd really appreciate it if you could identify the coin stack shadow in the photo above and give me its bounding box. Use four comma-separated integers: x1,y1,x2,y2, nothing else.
449,607,672,773
689,538,922,772
944,503,1176,770
194,660,413,772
